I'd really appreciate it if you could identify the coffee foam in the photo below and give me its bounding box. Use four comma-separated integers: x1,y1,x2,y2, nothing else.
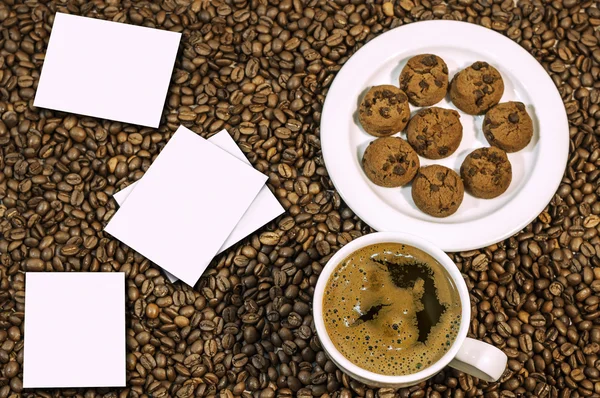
323,243,462,376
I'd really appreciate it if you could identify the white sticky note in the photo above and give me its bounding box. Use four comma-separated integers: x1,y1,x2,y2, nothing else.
113,130,284,283
34,13,181,128
104,126,268,286
24,272,125,388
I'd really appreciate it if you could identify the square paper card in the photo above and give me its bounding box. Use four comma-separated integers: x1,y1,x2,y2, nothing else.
24,272,125,388
34,13,181,128
104,126,268,286
113,130,284,283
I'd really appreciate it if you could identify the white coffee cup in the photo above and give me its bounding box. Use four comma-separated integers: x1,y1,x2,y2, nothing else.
313,232,508,388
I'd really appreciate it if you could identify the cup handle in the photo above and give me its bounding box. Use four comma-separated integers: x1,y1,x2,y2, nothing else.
448,338,507,382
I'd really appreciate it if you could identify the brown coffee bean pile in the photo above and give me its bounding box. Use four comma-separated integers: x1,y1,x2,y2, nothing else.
0,0,599,397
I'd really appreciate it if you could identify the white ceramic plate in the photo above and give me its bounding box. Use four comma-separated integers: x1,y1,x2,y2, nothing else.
321,21,569,252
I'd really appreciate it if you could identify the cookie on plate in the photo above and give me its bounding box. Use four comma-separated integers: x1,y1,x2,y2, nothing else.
460,147,512,199
483,101,533,152
450,61,504,115
362,137,419,187
406,107,462,159
399,54,449,107
358,85,411,137
411,165,464,217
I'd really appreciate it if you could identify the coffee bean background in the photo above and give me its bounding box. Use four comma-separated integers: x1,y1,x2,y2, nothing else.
0,0,598,397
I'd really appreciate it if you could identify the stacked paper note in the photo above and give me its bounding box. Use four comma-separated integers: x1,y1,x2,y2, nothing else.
105,126,284,285
112,129,284,283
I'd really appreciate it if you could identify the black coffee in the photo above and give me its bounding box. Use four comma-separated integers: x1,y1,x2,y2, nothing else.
323,243,461,375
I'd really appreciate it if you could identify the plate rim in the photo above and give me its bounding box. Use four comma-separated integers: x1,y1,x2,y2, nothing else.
320,20,569,252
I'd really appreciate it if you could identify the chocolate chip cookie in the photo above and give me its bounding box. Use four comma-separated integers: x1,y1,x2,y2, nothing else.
358,85,411,137
411,165,464,217
483,101,533,152
450,62,504,115
460,147,512,199
362,137,420,187
399,54,449,107
406,107,463,159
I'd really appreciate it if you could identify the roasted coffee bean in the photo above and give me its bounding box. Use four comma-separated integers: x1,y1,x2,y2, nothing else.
146,303,159,319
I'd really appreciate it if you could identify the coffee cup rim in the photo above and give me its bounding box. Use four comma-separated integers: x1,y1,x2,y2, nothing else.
313,231,471,384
